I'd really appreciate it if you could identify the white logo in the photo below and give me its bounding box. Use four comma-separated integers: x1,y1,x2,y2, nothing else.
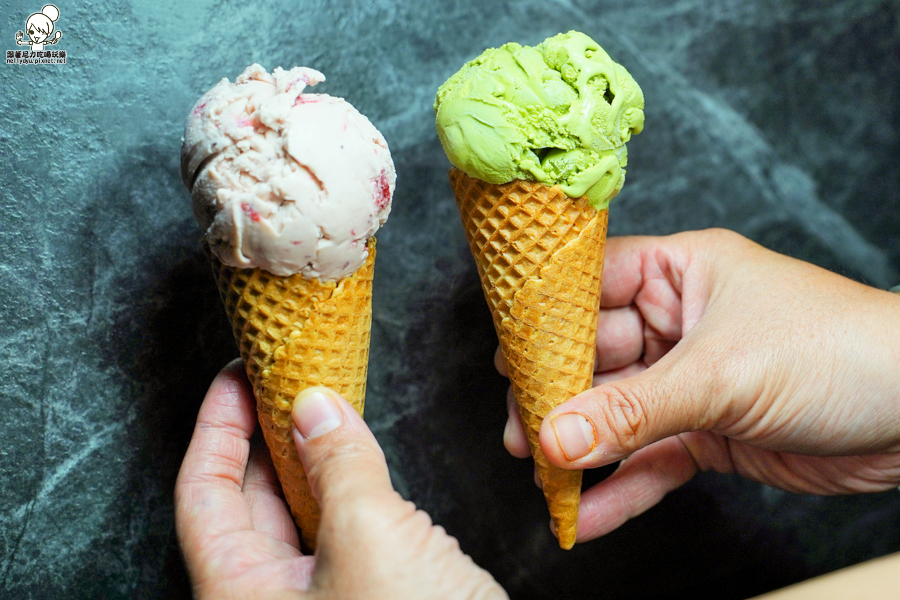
17,4,62,51
7,4,65,64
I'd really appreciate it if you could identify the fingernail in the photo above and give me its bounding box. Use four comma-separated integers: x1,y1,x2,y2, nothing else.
550,413,596,461
293,387,343,440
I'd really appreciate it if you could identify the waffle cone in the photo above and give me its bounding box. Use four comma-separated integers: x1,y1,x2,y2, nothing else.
449,169,608,550
208,239,376,551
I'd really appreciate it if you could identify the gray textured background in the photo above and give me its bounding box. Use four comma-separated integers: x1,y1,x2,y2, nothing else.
2,1,899,598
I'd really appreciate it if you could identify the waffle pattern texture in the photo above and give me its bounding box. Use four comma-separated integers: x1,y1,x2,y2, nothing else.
208,239,376,551
450,169,608,549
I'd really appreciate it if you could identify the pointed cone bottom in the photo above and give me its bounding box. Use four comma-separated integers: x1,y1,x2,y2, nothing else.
449,169,608,549
207,239,376,551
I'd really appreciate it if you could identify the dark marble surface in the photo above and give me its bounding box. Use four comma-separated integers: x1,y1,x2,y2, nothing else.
2,0,899,598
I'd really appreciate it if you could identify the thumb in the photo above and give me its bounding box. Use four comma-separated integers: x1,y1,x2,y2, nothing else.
291,387,393,512
539,350,721,469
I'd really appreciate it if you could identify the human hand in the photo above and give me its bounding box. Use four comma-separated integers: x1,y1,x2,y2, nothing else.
176,360,507,599
499,229,900,542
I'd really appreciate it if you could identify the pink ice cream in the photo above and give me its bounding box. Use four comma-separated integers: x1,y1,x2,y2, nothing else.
182,64,395,280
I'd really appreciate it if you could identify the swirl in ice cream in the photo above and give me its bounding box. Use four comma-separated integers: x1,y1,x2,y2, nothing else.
434,31,644,210
182,64,395,280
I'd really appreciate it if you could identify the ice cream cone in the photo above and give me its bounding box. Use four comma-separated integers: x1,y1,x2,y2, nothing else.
449,169,608,550
207,238,376,551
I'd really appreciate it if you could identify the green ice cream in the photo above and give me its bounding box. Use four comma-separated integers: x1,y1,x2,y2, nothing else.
434,31,644,210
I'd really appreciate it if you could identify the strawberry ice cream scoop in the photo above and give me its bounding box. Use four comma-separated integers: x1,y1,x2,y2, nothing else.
182,64,395,280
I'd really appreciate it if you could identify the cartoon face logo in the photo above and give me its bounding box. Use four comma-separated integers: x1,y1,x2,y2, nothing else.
15,5,63,52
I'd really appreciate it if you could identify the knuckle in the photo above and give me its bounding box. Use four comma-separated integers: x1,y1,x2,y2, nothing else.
328,491,383,527
702,227,744,245
598,385,648,452
324,489,411,547
394,501,434,534
699,228,759,265
316,436,378,467
306,437,381,487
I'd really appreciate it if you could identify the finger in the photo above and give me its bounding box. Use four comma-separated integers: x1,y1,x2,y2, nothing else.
598,237,652,308
643,334,677,367
600,233,695,309
291,387,394,511
539,336,724,469
576,436,698,541
600,236,680,308
175,360,256,560
243,438,301,549
220,558,316,595
503,387,531,459
494,346,508,377
592,362,646,387
595,306,644,372
634,274,684,355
